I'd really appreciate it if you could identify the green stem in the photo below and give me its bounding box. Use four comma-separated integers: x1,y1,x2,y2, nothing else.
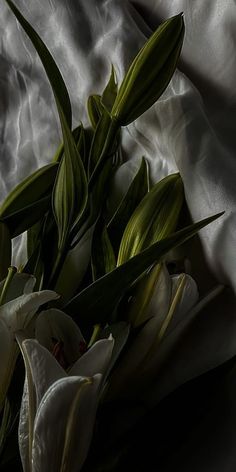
88,324,101,348
0,266,17,306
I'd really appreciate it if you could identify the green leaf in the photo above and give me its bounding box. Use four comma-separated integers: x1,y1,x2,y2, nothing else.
0,163,58,219
1,194,51,238
24,242,44,291
52,126,85,164
101,65,118,112
69,157,115,250
64,212,223,327
27,220,43,260
75,125,87,170
5,1,88,251
87,95,103,130
88,114,119,187
52,109,88,251
68,110,120,248
117,173,184,265
25,212,57,290
88,108,114,177
108,157,149,254
5,0,72,128
91,218,116,281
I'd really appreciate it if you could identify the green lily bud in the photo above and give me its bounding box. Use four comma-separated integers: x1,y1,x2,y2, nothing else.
117,173,184,265
111,13,184,125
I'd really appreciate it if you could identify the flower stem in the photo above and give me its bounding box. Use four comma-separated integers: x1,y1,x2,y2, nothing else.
88,324,101,348
0,266,17,306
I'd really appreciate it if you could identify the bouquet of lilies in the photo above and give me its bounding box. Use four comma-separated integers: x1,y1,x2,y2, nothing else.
0,1,225,471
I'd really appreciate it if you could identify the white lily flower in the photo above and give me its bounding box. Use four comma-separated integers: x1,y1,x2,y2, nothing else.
0,271,59,411
35,308,87,368
107,264,199,398
107,264,230,415
17,333,114,472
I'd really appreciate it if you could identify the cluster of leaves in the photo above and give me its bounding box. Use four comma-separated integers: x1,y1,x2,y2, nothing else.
0,3,220,326
0,2,224,471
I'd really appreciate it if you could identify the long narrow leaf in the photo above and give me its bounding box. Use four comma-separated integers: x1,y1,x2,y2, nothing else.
27,220,43,260
64,212,223,327
1,194,51,238
91,218,116,281
0,163,58,218
5,1,88,250
87,95,103,130
52,125,85,164
88,108,114,177
5,0,72,127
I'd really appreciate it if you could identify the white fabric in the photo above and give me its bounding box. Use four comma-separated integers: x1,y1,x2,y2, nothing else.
0,0,236,292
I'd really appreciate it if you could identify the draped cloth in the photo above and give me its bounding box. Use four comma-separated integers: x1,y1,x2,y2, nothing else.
1,1,236,469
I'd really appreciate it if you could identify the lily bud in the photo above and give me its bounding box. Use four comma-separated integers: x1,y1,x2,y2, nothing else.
117,173,184,265
111,13,184,125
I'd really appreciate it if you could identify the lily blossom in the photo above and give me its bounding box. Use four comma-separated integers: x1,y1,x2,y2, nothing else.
107,262,229,412
17,332,114,472
107,264,200,398
0,271,59,411
35,308,87,368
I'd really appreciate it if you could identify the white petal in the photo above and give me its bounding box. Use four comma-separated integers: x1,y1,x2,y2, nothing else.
166,273,199,333
106,269,172,398
31,374,102,472
22,339,65,409
0,290,60,333
107,285,218,400
0,318,13,408
69,338,114,381
144,286,236,406
143,263,172,330
127,264,171,327
18,378,31,472
35,309,85,365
